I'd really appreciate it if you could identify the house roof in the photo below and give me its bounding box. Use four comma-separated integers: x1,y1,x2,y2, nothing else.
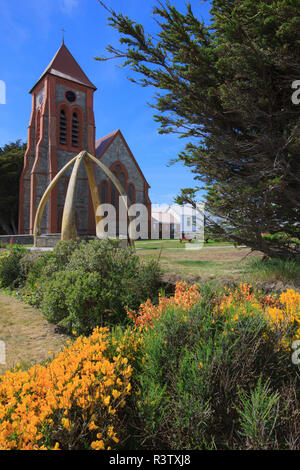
152,211,179,224
30,43,96,93
95,129,150,188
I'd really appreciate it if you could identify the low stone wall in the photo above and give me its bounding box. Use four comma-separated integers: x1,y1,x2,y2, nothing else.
0,234,129,248
0,235,34,245
36,234,61,247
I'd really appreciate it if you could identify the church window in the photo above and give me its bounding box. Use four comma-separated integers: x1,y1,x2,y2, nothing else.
128,183,135,204
59,109,67,145
118,172,125,188
72,112,79,147
66,90,76,103
111,184,116,207
36,110,41,143
101,180,108,203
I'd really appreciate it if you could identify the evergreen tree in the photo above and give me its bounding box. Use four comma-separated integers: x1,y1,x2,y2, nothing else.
97,0,300,258
0,140,26,234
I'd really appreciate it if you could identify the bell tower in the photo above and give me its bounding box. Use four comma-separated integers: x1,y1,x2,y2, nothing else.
18,42,96,235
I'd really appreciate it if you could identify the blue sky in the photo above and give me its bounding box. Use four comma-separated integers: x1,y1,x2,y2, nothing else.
0,0,211,204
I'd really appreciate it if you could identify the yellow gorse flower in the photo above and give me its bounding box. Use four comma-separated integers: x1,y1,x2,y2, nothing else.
0,326,132,450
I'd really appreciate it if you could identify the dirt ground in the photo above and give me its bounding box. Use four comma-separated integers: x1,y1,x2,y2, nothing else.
0,293,69,374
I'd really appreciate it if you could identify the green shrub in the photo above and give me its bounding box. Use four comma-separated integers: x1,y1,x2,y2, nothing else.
23,252,54,288
41,269,103,334
29,239,162,334
130,302,299,450
51,239,81,267
0,245,28,288
236,377,280,450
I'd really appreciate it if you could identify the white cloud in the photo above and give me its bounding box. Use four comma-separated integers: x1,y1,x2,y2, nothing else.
61,0,79,15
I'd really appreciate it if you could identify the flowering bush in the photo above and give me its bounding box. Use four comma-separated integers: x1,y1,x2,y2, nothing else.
127,283,300,450
128,282,300,342
0,280,299,450
0,327,132,450
215,283,300,341
127,282,202,328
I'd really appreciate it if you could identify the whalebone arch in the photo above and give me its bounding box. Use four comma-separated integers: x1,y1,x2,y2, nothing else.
33,150,135,247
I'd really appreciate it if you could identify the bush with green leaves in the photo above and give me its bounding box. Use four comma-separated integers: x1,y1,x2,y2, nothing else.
127,301,299,450
0,245,28,288
236,377,280,450
27,239,162,334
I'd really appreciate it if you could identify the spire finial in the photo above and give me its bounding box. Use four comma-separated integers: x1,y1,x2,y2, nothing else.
62,28,66,44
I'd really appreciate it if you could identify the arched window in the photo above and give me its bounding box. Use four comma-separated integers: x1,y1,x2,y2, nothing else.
100,180,108,203
72,112,79,147
109,162,128,238
59,109,67,145
36,110,41,143
119,172,125,189
128,183,136,205
111,182,117,207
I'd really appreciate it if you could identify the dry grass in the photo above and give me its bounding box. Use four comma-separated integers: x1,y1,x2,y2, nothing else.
0,293,69,373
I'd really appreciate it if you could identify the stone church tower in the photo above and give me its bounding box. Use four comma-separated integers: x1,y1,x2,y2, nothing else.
19,42,151,237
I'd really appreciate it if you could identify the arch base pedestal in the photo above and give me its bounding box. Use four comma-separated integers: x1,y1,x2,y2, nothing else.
34,234,129,249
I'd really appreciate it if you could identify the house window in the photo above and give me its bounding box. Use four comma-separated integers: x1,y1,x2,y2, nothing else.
72,112,79,147
59,109,67,145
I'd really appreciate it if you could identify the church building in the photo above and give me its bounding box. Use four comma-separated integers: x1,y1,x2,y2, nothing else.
18,42,151,237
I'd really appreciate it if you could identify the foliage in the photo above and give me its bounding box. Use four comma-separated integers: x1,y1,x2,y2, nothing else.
0,327,132,450
0,140,26,234
129,282,300,340
23,239,162,334
0,245,28,288
236,377,280,450
126,282,300,449
98,0,300,259
245,256,300,284
127,281,202,328
0,281,299,450
41,269,107,335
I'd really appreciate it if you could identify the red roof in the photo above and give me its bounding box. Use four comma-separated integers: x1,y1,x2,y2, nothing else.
30,43,96,92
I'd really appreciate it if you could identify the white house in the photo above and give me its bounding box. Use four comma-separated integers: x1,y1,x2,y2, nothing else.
151,203,204,240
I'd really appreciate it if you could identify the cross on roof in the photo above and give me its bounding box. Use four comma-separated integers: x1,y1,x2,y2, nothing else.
62,28,66,44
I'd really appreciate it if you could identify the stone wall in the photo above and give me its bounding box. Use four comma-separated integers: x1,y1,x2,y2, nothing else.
0,235,33,245
95,134,146,203
56,84,89,235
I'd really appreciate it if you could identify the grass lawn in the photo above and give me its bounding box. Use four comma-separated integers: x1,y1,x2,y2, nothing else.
135,239,233,250
136,240,300,287
136,240,254,280
0,292,69,373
